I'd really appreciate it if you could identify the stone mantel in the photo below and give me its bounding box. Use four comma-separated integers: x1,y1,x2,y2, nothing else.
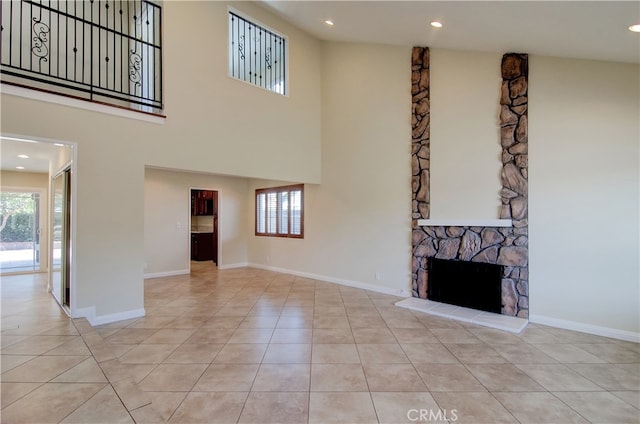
417,219,513,228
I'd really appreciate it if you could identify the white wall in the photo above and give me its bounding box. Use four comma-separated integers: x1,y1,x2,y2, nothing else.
430,49,503,219
529,56,640,337
50,144,73,175
247,42,413,295
1,170,48,189
0,1,322,322
148,1,322,183
144,167,249,276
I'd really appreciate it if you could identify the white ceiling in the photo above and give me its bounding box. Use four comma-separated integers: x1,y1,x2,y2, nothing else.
261,1,640,64
1,138,69,174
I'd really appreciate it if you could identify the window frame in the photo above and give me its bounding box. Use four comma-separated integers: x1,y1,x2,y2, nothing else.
255,184,304,239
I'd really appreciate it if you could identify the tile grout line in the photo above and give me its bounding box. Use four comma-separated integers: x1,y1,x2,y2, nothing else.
363,289,384,424
71,317,166,422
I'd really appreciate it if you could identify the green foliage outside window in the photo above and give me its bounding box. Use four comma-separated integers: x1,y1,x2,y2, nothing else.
0,193,36,242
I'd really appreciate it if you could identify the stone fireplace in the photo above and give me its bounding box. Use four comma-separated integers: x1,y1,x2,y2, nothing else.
411,48,529,318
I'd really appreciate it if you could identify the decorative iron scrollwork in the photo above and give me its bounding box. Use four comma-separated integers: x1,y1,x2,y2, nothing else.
238,35,245,60
129,50,142,90
265,47,272,70
31,17,50,70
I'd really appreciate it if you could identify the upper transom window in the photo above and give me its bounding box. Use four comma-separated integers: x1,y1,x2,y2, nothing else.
228,10,286,95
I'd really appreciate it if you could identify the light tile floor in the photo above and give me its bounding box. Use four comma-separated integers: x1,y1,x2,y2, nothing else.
2,263,639,423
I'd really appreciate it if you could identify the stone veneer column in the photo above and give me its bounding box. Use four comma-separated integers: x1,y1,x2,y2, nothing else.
411,47,431,299
411,51,529,318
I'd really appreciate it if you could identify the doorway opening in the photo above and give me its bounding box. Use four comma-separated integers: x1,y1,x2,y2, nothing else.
190,188,218,271
1,134,75,313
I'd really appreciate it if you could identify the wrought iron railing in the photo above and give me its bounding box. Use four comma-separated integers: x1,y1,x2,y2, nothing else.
229,11,286,95
1,0,162,113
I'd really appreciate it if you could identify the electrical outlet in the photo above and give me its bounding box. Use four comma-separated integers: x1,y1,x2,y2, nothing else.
176,221,182,229
375,272,381,281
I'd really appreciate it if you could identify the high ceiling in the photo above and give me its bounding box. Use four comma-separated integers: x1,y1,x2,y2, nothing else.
2,1,638,173
261,1,640,64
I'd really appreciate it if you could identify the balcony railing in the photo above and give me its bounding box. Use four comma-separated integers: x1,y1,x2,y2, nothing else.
1,0,162,113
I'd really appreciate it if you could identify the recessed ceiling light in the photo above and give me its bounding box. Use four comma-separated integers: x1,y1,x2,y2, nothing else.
16,166,25,170
17,154,29,159
324,20,334,26
430,21,443,28
629,24,640,33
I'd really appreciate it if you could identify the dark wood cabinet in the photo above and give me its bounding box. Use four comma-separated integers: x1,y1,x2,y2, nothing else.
191,190,215,216
190,189,218,264
191,232,214,261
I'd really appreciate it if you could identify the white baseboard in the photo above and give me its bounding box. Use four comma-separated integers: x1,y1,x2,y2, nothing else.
72,306,146,327
529,314,640,343
219,262,249,270
72,306,95,322
248,262,410,298
144,269,189,279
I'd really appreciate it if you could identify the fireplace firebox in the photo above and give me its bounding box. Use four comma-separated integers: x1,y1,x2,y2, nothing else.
427,258,502,314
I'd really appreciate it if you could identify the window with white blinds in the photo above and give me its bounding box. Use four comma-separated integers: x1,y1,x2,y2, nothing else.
255,184,303,238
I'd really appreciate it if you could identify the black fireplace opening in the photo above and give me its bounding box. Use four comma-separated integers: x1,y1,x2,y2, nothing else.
427,257,502,314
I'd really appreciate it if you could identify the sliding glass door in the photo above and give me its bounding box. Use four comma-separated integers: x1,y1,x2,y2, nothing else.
0,191,42,272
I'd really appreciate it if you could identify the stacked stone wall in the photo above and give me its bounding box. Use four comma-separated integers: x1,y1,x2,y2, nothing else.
411,49,529,318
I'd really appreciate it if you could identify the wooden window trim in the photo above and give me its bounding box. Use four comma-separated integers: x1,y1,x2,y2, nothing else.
255,184,304,238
